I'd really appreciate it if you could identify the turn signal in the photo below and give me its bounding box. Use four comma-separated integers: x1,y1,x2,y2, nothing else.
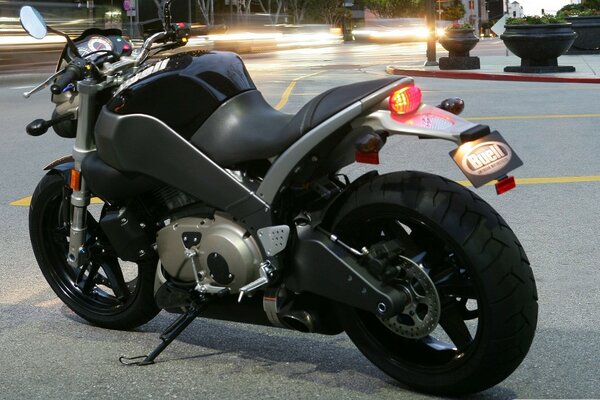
69,168,81,192
355,130,388,165
389,85,422,115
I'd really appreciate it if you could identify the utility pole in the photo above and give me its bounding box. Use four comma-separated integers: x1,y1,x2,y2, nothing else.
425,0,438,66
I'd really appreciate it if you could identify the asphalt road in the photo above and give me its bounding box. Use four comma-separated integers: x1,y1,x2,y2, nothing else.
1,41,599,399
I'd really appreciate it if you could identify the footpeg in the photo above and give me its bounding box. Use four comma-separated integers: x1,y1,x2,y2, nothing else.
238,261,275,302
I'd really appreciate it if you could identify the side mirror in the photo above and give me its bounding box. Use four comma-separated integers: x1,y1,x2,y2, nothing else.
19,6,47,39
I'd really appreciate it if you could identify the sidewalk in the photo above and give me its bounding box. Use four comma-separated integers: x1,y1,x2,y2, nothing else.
387,41,600,84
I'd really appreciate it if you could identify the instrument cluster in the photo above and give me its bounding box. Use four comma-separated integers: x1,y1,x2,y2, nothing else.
68,30,133,61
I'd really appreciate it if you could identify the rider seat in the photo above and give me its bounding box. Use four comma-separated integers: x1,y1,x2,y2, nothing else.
190,77,400,166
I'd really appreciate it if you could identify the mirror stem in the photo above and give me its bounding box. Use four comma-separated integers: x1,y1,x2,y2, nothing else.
47,26,82,58
163,0,175,30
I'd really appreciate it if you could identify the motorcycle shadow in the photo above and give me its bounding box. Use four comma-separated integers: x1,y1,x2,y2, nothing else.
58,307,518,399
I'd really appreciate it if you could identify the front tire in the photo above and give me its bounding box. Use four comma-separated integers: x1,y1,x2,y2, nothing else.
29,172,159,330
331,171,538,395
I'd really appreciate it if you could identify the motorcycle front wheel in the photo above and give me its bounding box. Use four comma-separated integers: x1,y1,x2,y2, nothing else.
29,172,159,330
331,171,538,395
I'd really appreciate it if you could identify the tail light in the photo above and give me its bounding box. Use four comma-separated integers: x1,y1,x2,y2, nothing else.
389,85,422,115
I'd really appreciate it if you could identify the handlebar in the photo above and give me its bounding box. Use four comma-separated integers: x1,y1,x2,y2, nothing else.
25,25,186,99
50,59,85,94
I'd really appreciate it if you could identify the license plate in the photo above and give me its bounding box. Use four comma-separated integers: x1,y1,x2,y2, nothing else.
449,131,523,188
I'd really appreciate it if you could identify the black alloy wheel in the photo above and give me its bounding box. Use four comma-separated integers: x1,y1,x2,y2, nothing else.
29,172,159,330
331,171,538,395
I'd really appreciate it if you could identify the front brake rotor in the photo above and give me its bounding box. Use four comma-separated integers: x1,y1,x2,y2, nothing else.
378,255,441,339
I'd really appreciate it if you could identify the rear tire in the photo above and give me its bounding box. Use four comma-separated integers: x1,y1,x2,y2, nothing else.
29,172,159,330
331,171,537,395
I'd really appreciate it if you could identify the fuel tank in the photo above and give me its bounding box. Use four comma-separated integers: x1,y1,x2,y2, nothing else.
106,51,256,139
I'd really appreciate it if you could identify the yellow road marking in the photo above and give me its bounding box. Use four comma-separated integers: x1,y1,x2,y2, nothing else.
456,175,600,187
275,71,325,110
10,196,34,206
466,113,600,121
9,176,600,206
10,196,104,207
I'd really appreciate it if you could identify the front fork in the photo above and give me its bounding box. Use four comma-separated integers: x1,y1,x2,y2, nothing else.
67,79,99,268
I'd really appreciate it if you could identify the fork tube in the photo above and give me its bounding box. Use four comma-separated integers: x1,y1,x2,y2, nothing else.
67,78,98,268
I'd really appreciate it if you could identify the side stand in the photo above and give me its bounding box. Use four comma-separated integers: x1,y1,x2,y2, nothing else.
120,299,208,366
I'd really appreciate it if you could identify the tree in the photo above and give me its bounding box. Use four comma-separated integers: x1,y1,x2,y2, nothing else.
441,0,465,21
303,0,351,26
583,0,600,9
362,0,425,18
153,0,163,20
287,0,317,24
196,0,214,25
256,0,286,24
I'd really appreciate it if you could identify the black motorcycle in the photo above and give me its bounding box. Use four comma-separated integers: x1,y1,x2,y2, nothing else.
20,1,537,395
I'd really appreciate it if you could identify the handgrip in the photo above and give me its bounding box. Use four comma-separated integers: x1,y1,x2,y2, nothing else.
50,64,83,95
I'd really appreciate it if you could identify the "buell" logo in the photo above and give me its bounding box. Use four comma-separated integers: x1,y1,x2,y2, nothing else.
461,141,512,176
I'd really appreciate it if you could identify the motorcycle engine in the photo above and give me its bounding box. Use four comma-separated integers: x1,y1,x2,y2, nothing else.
156,213,263,293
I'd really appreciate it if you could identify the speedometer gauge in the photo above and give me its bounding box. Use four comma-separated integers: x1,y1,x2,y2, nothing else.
77,35,114,56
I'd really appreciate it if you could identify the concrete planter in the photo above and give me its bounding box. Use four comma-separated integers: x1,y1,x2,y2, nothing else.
500,23,577,73
439,29,480,70
565,16,600,54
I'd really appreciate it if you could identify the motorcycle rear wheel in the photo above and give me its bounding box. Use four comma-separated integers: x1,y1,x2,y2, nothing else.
331,171,538,395
29,172,159,330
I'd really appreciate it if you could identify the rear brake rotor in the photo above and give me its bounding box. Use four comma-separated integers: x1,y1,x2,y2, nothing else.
378,255,441,339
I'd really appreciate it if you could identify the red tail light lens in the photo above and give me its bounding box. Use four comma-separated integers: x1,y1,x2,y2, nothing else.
495,176,516,195
389,85,422,115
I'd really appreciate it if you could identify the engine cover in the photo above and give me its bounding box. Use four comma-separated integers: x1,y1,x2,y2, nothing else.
157,213,262,293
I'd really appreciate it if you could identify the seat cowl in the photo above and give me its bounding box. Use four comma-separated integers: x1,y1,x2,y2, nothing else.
288,77,406,139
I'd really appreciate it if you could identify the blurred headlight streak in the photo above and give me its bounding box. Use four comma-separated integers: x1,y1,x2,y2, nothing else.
0,35,66,45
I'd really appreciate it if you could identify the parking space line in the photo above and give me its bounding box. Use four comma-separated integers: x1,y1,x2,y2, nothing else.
9,176,600,206
457,175,600,187
274,71,325,110
10,196,103,207
466,113,600,121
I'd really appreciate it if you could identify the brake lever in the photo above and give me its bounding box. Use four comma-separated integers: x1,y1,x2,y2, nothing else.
23,69,66,99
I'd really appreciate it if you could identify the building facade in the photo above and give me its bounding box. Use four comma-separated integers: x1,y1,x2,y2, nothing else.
508,1,524,18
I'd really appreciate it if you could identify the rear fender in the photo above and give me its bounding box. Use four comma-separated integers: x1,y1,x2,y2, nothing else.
318,170,379,229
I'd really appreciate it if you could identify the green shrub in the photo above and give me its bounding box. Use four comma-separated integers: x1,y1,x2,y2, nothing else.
557,3,600,17
446,22,473,30
506,15,566,25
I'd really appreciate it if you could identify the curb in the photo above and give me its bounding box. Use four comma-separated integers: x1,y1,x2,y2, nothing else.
386,66,600,84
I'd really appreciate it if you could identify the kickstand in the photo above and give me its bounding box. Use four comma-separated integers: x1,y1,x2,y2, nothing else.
120,300,208,366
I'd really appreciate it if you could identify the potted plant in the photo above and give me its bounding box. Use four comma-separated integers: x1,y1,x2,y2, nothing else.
438,23,480,70
500,15,577,73
558,2,600,53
